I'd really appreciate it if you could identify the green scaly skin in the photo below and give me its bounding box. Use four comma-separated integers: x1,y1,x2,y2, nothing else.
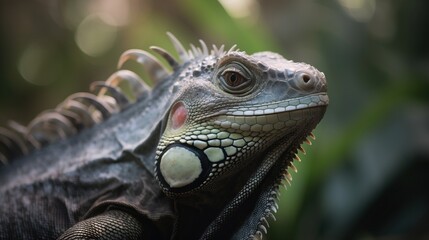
0,34,328,240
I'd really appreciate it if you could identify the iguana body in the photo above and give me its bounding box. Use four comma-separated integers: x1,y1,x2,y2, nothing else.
0,34,328,239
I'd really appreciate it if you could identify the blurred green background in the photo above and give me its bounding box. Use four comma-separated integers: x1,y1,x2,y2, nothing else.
1,0,428,239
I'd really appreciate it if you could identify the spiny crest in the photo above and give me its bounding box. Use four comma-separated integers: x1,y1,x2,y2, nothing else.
0,33,231,165
248,133,315,240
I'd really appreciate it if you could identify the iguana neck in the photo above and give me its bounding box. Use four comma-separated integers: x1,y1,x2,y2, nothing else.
172,161,257,239
169,119,322,240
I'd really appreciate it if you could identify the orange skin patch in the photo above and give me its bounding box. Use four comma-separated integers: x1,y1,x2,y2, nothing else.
171,101,188,129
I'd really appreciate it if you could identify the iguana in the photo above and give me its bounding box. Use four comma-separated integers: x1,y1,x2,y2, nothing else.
0,33,328,240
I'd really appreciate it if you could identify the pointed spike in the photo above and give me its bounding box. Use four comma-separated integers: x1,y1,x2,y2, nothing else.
218,44,225,55
106,70,150,99
273,183,280,191
282,182,288,190
294,153,301,162
310,132,316,140
27,127,62,146
7,121,27,136
259,224,268,234
227,44,237,53
187,48,194,59
55,108,84,130
190,44,200,57
271,205,277,213
28,112,77,138
285,171,293,181
285,178,292,186
199,39,209,56
211,44,219,56
150,46,180,70
196,46,203,56
289,162,298,173
27,136,42,150
267,212,277,221
117,49,170,85
66,93,115,120
212,44,225,57
255,230,263,239
298,145,306,154
166,32,189,62
98,96,120,112
305,138,312,145
261,217,270,228
57,118,76,137
90,81,130,108
0,127,29,155
59,100,97,127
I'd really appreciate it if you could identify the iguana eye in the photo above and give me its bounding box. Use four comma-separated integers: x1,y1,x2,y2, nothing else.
218,62,254,95
223,72,246,87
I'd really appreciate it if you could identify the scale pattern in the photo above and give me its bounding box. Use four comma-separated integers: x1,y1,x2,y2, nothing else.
0,33,328,240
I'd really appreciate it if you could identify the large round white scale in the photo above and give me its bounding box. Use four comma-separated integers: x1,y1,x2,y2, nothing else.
159,146,203,188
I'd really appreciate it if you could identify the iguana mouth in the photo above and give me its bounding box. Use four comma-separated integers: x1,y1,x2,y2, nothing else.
221,93,329,117
198,105,327,239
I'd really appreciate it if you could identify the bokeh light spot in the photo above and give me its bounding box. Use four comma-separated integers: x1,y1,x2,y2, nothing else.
218,0,259,20
75,13,118,57
18,44,53,86
338,0,376,22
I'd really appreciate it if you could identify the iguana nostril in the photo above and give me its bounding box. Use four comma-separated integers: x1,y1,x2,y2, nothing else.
302,74,311,83
296,72,315,91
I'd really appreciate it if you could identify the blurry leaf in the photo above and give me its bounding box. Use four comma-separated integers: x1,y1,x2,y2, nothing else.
181,0,280,53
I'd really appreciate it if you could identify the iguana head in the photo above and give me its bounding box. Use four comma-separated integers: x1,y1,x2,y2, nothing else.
154,46,327,195
150,34,328,238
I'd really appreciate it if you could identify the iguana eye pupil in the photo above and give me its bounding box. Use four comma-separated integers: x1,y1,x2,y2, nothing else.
218,62,254,95
224,72,245,87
